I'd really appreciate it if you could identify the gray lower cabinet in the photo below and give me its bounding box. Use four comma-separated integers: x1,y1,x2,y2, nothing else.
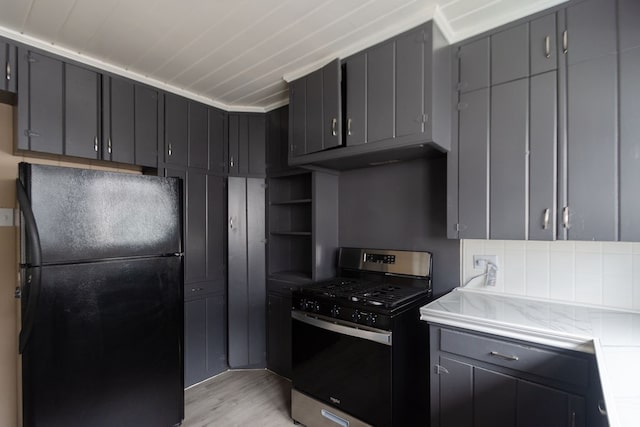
184,293,227,387
0,40,17,93
430,325,604,427
266,284,293,379
17,49,64,154
64,63,101,160
228,177,266,368
102,76,134,164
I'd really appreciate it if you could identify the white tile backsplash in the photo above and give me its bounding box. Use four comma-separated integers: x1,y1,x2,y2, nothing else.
462,240,640,311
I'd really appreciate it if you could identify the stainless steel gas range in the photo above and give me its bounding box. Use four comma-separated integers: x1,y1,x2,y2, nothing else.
291,247,433,427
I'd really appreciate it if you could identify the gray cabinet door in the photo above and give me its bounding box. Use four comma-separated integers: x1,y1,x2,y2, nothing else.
165,94,188,166
227,177,248,368
474,367,517,426
529,71,557,241
267,291,292,379
305,69,323,154
458,37,490,93
205,293,227,378
134,85,159,168
490,78,528,240
367,41,395,143
248,114,266,175
530,13,557,75
620,47,640,241
322,59,341,150
516,380,584,427
289,78,306,157
566,54,617,241
185,169,207,284
18,50,63,154
207,175,227,288
184,298,206,387
104,77,135,164
209,108,227,175
458,88,490,239
566,0,616,66
65,64,100,159
0,42,17,93
436,356,473,427
246,178,265,366
619,0,640,51
491,23,529,85
228,114,240,175
396,27,425,138
188,101,209,170
237,114,250,176
345,53,366,146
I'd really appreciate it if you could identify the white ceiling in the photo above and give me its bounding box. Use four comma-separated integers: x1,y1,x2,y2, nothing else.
0,0,567,112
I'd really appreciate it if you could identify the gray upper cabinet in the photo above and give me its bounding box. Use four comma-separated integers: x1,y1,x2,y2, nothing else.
229,113,266,177
490,79,528,240
345,53,366,146
134,85,159,168
367,41,395,144
322,60,341,150
529,71,557,241
530,13,557,75
457,88,490,239
458,37,490,93
305,69,323,154
165,93,189,167
619,0,640,51
17,50,64,155
65,64,100,160
248,114,266,175
491,22,529,85
289,78,306,157
565,0,616,66
0,41,17,93
103,76,134,164
209,108,227,175
188,101,209,170
396,27,426,139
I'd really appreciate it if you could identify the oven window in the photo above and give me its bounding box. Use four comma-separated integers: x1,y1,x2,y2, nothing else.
292,318,392,426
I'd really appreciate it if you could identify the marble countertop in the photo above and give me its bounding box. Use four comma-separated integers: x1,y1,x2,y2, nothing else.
420,288,640,427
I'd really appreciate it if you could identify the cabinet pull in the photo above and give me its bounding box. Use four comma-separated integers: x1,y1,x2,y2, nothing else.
562,206,570,229
168,143,172,157
190,287,203,292
542,208,550,230
489,351,519,361
229,217,233,229
571,410,576,427
597,400,607,416
94,137,98,152
6,61,10,80
434,364,449,375
562,30,568,54
230,156,234,168
331,118,337,137
290,144,294,153
544,35,551,58
107,138,112,154
347,118,352,136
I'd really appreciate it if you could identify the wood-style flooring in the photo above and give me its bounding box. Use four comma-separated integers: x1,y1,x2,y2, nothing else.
184,370,294,427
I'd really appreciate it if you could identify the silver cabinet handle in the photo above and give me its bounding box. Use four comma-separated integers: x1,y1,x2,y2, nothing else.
562,30,568,54
6,61,10,80
168,143,172,157
571,411,576,427
542,208,550,230
191,287,203,292
331,118,337,136
545,35,551,58
94,136,98,152
597,400,607,416
229,217,233,229
107,138,112,154
489,351,519,361
562,206,570,229
347,118,352,136
230,156,234,168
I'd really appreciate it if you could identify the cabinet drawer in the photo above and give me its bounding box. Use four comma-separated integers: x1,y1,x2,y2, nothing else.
439,328,589,387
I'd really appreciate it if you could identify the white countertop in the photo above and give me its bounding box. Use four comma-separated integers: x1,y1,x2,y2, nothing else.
420,288,640,427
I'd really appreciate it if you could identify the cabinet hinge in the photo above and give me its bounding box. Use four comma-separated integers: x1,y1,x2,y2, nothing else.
434,365,450,375
456,102,468,111
24,129,40,138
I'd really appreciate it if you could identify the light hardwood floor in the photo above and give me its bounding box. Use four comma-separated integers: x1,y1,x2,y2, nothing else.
184,370,294,427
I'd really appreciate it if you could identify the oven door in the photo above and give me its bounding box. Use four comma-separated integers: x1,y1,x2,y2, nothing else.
292,311,392,426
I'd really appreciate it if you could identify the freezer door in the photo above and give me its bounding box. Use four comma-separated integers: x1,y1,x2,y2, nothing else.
19,163,182,265
21,257,183,427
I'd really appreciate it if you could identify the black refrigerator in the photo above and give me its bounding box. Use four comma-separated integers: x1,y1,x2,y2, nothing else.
17,163,184,427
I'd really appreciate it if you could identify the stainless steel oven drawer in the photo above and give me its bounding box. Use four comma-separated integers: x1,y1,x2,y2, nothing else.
292,389,372,427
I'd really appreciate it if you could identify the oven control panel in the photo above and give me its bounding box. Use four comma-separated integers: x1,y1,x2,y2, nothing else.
293,295,391,329
365,253,396,264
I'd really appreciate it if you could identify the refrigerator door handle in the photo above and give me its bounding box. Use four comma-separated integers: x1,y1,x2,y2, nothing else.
16,179,43,353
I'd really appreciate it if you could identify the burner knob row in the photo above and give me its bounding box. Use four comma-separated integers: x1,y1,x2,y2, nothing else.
299,299,321,313
331,305,340,317
351,310,377,326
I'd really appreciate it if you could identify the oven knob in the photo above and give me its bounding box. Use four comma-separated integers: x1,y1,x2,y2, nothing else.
331,305,340,317
313,302,320,313
351,310,361,322
366,313,377,326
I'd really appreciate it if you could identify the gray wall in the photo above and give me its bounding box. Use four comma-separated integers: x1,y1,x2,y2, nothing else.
339,156,460,297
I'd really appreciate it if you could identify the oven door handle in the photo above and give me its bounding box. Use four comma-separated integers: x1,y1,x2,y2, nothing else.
292,311,392,346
